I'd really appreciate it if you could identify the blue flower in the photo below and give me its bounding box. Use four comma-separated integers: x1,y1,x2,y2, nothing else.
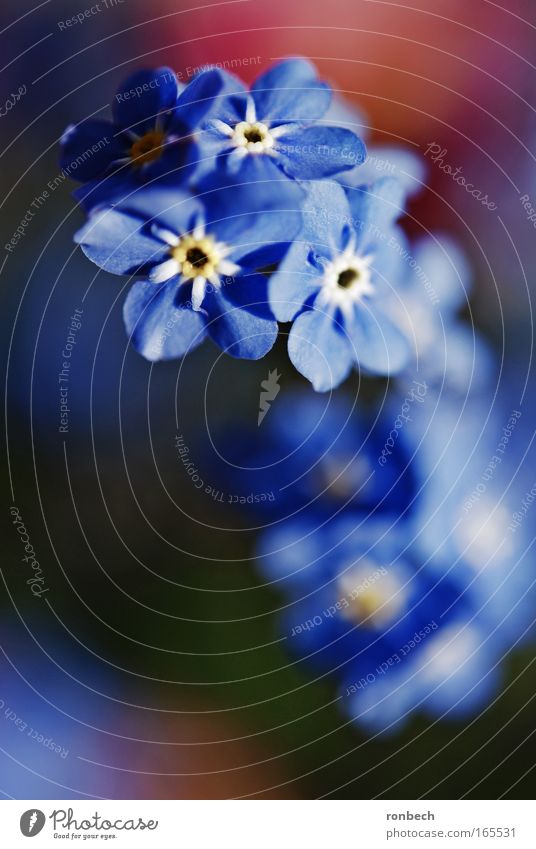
74,179,301,361
410,389,535,652
60,67,224,208
208,389,417,520
196,58,366,181
387,233,495,396
258,515,501,733
268,179,411,390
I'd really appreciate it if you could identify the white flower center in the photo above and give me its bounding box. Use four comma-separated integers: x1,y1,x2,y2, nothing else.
316,240,375,320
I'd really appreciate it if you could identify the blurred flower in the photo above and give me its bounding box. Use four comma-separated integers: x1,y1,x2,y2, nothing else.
210,389,417,520
259,514,501,733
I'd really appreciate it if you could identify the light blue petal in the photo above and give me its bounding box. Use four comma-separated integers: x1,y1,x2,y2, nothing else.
287,309,354,391
347,303,410,375
276,125,366,179
75,207,166,275
251,58,331,122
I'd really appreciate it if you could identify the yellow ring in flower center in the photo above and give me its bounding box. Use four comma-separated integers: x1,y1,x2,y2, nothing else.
130,130,165,166
170,235,221,279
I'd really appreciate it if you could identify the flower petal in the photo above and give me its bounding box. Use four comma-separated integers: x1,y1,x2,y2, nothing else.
112,67,179,133
347,303,410,375
204,273,278,360
346,176,405,243
268,240,322,322
276,125,366,179
75,207,167,275
287,309,354,391
172,68,226,129
123,278,207,361
251,58,332,122
60,120,124,181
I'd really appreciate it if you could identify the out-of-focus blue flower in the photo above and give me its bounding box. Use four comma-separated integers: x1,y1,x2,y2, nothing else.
60,67,224,208
268,179,411,390
387,234,496,397
210,389,417,520
259,515,501,733
197,59,366,181
410,391,535,652
75,180,301,361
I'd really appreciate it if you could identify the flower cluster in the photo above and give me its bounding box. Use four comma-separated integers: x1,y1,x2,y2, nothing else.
63,58,530,735
62,58,430,388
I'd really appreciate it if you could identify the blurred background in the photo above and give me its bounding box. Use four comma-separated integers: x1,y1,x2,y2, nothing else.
1,0,536,799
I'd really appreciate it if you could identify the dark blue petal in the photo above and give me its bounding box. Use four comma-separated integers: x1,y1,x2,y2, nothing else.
124,278,207,361
204,274,278,360
75,207,167,275
112,67,178,133
287,308,354,391
251,58,332,122
276,125,366,179
73,172,141,211
347,303,410,374
60,120,125,181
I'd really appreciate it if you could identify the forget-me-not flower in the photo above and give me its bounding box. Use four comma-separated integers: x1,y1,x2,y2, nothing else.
60,67,224,207
74,179,301,361
268,178,411,390
196,58,366,181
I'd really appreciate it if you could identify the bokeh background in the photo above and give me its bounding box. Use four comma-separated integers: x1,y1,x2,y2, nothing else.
1,0,536,799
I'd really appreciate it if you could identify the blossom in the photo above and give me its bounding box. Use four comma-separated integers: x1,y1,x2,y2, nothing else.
208,389,416,520
74,179,301,361
268,179,411,390
196,58,366,181
60,67,225,208
259,515,500,733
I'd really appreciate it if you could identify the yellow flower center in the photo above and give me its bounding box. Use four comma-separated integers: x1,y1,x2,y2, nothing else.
170,235,221,280
130,130,165,166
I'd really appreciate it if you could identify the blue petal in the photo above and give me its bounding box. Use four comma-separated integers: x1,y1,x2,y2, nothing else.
346,177,405,243
116,184,202,236
287,309,354,391
73,172,141,211
204,273,278,360
60,120,124,181
75,207,167,275
276,125,366,179
112,67,179,133
347,303,410,375
251,58,332,122
172,69,227,130
200,176,302,265
343,144,426,199
268,240,322,322
123,278,207,361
